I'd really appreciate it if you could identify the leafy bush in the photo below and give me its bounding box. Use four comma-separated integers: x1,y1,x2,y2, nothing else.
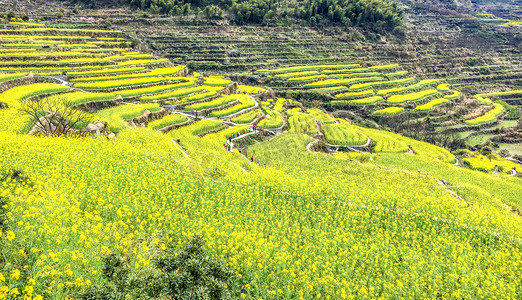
78,235,236,299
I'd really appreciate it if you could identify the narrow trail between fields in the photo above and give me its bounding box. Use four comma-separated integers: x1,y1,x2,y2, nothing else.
171,139,189,157
306,138,319,152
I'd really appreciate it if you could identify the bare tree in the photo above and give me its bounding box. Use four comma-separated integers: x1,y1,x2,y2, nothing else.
20,96,91,136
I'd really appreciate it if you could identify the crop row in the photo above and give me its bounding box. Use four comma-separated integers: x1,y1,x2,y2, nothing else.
231,108,262,124
142,86,218,102
376,79,439,96
74,77,193,90
148,113,188,131
209,94,256,118
287,112,316,134
372,106,405,116
465,103,505,125
414,98,449,111
322,120,367,145
474,90,522,105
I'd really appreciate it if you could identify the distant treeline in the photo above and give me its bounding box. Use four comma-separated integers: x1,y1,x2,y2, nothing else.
66,0,403,30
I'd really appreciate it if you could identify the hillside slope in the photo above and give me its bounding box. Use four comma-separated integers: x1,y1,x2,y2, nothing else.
0,19,520,299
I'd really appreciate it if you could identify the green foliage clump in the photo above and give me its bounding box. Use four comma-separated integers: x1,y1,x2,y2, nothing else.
78,235,235,299
61,0,403,30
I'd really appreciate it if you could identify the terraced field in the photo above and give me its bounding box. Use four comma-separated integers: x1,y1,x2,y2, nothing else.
238,62,521,155
0,17,521,300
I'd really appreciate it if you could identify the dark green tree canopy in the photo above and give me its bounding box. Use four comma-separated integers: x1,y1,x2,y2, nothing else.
62,0,403,30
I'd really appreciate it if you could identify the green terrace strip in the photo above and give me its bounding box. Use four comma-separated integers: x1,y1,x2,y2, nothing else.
67,67,147,77
76,48,128,52
465,103,505,125
64,83,199,106
287,112,317,134
176,88,223,104
356,127,410,153
322,120,367,145
0,48,37,52
0,34,94,39
183,95,237,111
231,108,262,124
358,127,456,161
437,83,450,91
307,108,336,123
274,71,318,78
95,103,161,133
171,118,224,136
415,98,449,111
304,76,383,88
335,90,375,99
0,72,27,82
141,86,214,102
350,77,415,90
287,74,328,82
444,91,461,100
257,64,360,74
376,79,439,96
74,77,193,90
288,72,383,83
203,76,233,86
69,66,187,82
372,106,405,116
474,90,522,105
115,58,169,67
333,95,384,105
308,86,349,93
208,94,256,117
258,101,283,128
148,113,188,131
0,52,97,58
387,89,439,103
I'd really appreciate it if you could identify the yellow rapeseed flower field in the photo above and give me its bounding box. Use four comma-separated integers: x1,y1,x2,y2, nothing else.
1,21,521,300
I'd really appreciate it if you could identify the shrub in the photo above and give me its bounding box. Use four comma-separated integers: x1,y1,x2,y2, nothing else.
78,235,236,299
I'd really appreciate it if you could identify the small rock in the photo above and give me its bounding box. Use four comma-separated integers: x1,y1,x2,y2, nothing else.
86,120,106,132
439,179,451,185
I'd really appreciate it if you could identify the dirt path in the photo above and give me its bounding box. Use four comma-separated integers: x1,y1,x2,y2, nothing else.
171,139,189,158
306,138,319,152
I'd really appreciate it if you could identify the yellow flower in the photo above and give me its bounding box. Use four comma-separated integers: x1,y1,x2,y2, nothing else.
0,272,5,283
23,285,34,296
5,230,15,242
11,288,20,297
0,286,8,297
10,269,20,281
